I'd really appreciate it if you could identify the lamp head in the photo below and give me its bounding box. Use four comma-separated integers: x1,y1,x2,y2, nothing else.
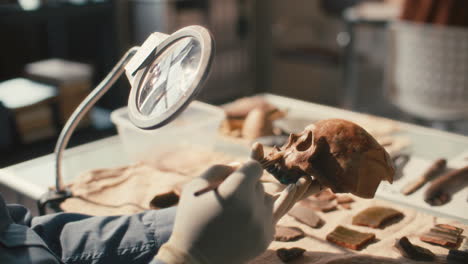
125,26,214,129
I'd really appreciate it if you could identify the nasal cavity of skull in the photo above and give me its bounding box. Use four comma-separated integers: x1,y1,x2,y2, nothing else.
296,131,313,151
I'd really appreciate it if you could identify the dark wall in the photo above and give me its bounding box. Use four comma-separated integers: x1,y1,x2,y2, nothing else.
0,2,128,109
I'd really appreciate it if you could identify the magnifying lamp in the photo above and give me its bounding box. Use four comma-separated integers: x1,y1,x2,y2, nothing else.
38,26,214,214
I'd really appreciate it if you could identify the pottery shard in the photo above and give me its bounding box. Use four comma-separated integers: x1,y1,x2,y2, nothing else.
394,236,435,261
326,225,376,250
288,205,323,228
274,226,305,242
420,224,463,248
276,247,306,262
352,206,404,228
434,224,464,235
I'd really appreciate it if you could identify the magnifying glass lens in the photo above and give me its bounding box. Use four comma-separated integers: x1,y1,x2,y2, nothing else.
137,37,202,117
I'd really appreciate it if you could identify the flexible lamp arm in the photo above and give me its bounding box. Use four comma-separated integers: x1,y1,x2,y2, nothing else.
54,47,139,192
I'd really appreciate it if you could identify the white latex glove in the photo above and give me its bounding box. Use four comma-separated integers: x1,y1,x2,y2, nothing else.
155,161,274,264
250,141,322,223
271,176,322,223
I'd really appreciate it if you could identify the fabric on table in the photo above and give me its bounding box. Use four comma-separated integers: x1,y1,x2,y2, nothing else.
60,147,236,216
250,197,467,264
60,164,188,216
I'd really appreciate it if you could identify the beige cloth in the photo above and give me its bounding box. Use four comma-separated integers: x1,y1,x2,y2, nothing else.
251,197,466,264
60,163,188,215
59,146,281,216
60,147,236,215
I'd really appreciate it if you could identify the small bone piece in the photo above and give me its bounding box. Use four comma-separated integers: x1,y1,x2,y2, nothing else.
352,206,404,228
326,225,376,250
394,236,435,261
276,247,305,262
288,205,323,228
241,107,274,140
274,226,305,242
255,119,395,198
420,224,463,248
425,165,468,206
222,96,276,118
402,158,447,195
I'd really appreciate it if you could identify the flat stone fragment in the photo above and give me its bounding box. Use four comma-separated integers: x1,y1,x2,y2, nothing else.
420,224,463,248
352,206,404,228
276,247,306,262
420,234,459,248
274,226,305,242
288,205,323,228
394,236,435,261
326,225,376,250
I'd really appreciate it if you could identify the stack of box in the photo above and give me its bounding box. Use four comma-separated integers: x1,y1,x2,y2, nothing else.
25,59,93,126
0,78,57,143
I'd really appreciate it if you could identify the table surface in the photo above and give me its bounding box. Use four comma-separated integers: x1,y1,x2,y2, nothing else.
1,93,467,223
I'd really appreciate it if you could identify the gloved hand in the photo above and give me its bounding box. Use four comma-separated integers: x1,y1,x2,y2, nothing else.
155,161,274,264
250,141,322,223
271,176,321,223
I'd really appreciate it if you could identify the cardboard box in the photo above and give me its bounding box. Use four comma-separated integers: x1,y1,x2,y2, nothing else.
25,59,93,124
0,78,57,143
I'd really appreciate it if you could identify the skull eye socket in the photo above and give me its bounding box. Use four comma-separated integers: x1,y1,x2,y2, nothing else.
296,131,313,151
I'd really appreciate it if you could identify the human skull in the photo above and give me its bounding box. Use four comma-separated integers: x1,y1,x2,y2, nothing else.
259,119,394,198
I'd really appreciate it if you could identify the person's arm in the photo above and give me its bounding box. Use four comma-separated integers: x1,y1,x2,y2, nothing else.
30,206,176,264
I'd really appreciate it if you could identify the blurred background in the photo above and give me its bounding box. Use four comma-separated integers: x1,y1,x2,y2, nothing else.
1,0,467,167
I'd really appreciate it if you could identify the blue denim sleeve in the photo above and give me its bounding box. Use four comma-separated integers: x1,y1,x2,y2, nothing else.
30,206,176,264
